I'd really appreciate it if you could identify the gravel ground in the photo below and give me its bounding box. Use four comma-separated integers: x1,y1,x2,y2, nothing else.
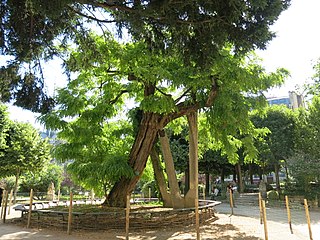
0,204,317,239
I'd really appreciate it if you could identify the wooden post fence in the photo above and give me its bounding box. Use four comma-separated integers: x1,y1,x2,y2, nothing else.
2,190,9,223
125,194,130,240
258,192,263,225
67,192,73,235
8,189,13,215
203,187,206,200
285,195,293,234
1,190,6,219
27,189,33,228
229,189,234,216
195,198,200,240
304,199,313,240
262,200,268,240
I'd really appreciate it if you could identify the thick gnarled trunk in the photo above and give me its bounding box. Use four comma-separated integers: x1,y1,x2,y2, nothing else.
107,80,217,208
106,112,160,207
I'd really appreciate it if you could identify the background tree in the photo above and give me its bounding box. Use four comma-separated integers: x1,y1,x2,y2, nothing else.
251,105,296,192
0,117,51,201
286,96,320,200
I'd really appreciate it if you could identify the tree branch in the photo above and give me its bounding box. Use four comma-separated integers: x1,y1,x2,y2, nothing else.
155,86,172,97
68,6,117,23
160,80,218,127
174,87,192,103
110,90,128,104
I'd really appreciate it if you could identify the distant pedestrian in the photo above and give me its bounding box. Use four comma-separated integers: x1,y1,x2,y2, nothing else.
211,186,219,200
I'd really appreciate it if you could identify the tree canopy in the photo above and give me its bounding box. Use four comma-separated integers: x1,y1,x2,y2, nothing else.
0,0,290,112
0,103,51,177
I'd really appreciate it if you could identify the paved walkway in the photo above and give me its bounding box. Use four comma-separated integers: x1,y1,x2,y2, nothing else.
215,202,320,239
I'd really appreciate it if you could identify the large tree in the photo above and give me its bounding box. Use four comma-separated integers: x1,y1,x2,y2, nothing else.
1,1,290,207
40,34,288,207
0,106,51,200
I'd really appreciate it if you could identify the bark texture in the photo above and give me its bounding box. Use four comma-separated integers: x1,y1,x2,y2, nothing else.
159,130,184,208
106,112,161,207
184,111,198,207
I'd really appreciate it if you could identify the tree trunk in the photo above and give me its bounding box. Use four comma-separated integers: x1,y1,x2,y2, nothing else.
237,163,244,193
159,130,184,208
184,111,198,207
13,169,20,204
150,146,172,207
106,112,160,207
274,163,280,192
221,168,225,184
205,173,210,197
233,167,237,182
249,164,253,185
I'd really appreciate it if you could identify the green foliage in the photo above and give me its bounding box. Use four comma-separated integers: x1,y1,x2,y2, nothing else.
47,119,135,197
0,109,51,178
250,105,296,167
286,97,320,197
0,103,10,154
305,58,320,96
0,0,290,112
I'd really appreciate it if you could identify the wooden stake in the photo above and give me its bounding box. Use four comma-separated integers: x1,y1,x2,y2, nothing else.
125,195,130,240
258,192,263,225
304,199,313,240
262,200,268,240
203,187,206,200
285,196,293,234
67,192,73,235
229,189,234,216
195,198,200,240
2,190,9,223
8,189,13,215
1,190,6,219
27,189,33,228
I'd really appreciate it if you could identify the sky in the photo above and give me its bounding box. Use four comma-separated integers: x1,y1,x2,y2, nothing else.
257,0,320,97
7,0,320,129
